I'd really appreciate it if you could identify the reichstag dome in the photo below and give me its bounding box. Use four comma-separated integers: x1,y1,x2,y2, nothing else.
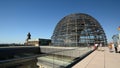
51,13,107,46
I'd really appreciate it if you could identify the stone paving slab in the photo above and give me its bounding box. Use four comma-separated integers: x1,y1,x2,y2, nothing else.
72,47,120,68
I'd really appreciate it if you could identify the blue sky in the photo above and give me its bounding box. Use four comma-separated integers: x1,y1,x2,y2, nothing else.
0,0,120,44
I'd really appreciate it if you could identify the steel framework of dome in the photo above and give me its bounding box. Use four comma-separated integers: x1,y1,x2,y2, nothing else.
51,13,107,46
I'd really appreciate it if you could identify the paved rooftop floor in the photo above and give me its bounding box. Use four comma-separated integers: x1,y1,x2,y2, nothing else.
72,47,120,68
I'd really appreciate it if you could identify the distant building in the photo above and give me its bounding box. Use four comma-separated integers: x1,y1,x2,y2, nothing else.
25,38,51,46
39,38,51,45
25,39,40,46
24,32,51,46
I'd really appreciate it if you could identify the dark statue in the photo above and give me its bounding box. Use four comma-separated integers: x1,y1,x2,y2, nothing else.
27,32,31,41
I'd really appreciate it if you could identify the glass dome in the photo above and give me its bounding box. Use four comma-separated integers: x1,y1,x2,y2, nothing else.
51,13,107,46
